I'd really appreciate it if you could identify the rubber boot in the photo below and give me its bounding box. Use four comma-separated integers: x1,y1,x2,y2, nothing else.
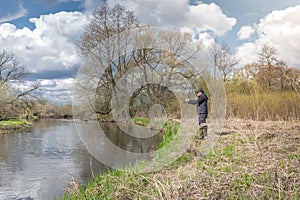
202,126,208,137
198,127,204,139
200,123,207,139
196,128,203,139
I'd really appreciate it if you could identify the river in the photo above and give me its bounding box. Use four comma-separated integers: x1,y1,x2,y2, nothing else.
0,119,162,200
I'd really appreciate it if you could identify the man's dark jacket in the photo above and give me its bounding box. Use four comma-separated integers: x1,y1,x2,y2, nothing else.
188,93,208,114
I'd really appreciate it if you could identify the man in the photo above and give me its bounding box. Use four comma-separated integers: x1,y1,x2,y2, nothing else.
186,89,208,139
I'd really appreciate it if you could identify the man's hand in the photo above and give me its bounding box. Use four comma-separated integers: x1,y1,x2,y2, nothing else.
185,99,189,103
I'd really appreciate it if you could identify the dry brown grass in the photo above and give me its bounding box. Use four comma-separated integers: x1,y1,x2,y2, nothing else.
226,92,300,121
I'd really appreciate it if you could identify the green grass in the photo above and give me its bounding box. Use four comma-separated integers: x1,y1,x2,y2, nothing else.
288,153,300,160
97,115,114,121
158,121,179,149
131,117,150,126
0,119,32,133
32,115,39,120
0,119,31,127
63,170,159,200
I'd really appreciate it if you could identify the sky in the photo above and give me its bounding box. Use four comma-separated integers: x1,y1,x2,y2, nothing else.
1,0,299,103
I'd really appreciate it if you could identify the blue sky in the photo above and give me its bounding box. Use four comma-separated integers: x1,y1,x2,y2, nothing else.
196,0,300,46
0,0,299,103
1,0,83,29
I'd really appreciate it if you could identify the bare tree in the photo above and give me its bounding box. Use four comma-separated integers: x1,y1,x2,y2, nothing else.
78,4,140,115
77,4,203,117
237,44,300,92
258,44,278,66
127,31,203,118
209,42,239,82
0,51,25,86
284,67,300,93
0,50,40,119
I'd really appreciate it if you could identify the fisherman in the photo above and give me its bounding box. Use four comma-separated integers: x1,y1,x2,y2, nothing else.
186,89,208,139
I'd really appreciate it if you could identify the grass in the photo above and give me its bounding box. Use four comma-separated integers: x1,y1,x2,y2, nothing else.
131,117,179,149
131,117,150,126
158,121,179,149
0,119,32,134
0,119,31,127
32,115,39,120
97,115,114,122
63,119,300,199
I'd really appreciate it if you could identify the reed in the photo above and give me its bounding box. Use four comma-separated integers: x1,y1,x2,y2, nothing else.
226,91,299,120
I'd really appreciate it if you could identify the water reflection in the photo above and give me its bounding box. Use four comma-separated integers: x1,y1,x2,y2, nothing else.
100,122,162,153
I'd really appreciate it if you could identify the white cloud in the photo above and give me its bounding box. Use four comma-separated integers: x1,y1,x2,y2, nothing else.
237,26,255,40
0,11,87,73
39,78,74,91
0,2,28,23
9,78,74,103
107,0,236,36
38,78,75,102
198,32,215,49
236,5,300,69
185,3,236,36
236,42,257,67
0,23,18,37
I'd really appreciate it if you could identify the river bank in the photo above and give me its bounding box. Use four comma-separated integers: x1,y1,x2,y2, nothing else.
63,119,300,199
0,119,32,134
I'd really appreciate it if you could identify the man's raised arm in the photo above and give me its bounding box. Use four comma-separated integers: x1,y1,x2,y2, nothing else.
185,99,198,104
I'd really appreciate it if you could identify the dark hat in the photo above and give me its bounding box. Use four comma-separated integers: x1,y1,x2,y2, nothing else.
195,89,204,93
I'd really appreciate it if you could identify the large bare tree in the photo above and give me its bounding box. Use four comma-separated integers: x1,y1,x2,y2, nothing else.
77,4,203,118
78,4,140,115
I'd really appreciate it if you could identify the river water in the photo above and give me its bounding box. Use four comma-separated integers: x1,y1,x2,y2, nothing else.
0,119,162,200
